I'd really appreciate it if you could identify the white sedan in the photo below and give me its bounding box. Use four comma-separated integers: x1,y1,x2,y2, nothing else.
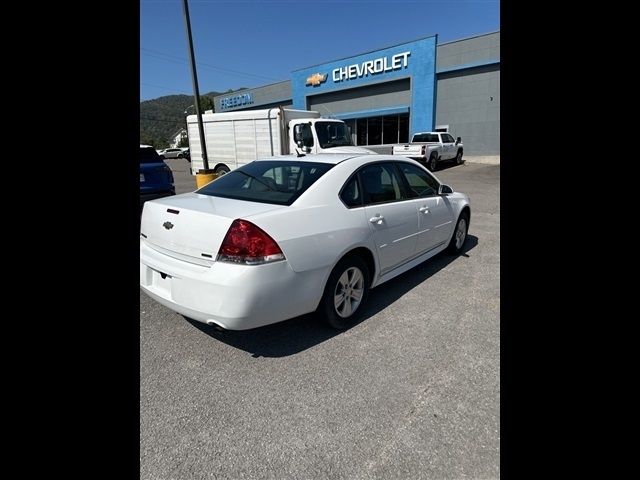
140,154,470,330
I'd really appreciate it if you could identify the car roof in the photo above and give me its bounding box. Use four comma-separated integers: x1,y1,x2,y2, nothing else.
254,153,369,165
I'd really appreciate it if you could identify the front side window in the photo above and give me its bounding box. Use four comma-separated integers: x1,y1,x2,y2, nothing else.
293,124,314,148
396,162,439,198
443,134,455,143
197,161,333,206
358,162,403,205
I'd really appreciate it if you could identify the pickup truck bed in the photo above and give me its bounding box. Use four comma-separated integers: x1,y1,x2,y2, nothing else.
392,132,463,171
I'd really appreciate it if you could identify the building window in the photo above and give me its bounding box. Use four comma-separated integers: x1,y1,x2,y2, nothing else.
351,113,409,146
344,119,356,146
368,117,382,145
399,115,409,143
382,115,399,145
356,118,367,145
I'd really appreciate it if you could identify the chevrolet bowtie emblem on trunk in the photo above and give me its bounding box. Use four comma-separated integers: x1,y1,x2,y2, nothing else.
163,221,174,230
306,73,327,86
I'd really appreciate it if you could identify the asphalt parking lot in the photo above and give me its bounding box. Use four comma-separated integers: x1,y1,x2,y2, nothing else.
141,157,500,479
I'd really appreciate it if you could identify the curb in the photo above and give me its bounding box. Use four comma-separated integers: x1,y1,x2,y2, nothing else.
464,156,500,165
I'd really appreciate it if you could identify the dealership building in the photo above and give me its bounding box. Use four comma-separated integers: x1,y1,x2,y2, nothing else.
213,31,499,157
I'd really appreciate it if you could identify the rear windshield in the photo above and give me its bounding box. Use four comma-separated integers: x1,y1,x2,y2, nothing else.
140,147,162,164
196,161,334,206
412,133,439,142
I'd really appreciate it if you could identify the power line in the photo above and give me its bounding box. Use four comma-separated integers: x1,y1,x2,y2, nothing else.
141,82,189,94
140,116,185,124
141,47,279,81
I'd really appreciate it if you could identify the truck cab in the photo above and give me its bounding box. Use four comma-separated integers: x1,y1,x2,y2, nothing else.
290,118,369,155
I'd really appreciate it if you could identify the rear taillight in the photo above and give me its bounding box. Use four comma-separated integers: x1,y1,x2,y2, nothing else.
217,219,285,265
421,145,426,154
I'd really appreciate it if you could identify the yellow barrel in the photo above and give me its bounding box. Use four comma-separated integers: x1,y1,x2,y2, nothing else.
195,169,219,188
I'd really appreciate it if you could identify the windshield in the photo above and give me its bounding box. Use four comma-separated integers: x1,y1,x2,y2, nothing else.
140,147,162,164
196,160,334,206
314,121,352,149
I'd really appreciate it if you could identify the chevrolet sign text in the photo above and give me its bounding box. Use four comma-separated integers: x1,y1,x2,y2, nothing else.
332,51,410,83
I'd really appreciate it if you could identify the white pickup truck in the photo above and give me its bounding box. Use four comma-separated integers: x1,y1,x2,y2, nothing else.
392,132,464,171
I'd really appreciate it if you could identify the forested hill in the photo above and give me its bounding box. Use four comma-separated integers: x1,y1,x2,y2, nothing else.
139,91,222,148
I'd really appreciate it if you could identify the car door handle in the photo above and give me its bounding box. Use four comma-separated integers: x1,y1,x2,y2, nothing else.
419,206,429,213
369,215,384,224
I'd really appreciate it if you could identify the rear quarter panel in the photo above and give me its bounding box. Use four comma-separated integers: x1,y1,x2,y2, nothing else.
247,203,372,273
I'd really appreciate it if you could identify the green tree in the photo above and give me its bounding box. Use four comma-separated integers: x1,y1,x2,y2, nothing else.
140,131,167,148
198,95,214,112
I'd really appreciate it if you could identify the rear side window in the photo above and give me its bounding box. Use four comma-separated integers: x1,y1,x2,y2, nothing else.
140,147,161,164
197,161,333,206
340,176,362,207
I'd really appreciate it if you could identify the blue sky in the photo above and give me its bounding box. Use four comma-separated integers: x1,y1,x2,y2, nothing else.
141,0,499,101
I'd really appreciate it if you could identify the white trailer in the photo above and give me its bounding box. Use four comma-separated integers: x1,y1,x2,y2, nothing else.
186,107,373,175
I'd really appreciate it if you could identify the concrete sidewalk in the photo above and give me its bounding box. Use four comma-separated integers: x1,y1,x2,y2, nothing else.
465,155,500,165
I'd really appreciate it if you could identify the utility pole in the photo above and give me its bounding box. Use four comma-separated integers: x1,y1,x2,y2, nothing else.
182,0,210,172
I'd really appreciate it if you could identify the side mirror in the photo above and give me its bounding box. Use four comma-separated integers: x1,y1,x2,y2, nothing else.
456,137,461,144
439,184,454,195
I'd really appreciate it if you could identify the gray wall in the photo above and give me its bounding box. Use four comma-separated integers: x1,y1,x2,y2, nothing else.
307,79,411,118
437,31,500,70
435,32,500,156
239,102,293,111
214,80,292,112
435,64,499,155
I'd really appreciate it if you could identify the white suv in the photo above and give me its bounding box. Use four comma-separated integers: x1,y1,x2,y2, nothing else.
157,148,185,159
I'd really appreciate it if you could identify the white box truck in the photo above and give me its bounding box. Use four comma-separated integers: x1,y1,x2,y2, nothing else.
186,106,373,175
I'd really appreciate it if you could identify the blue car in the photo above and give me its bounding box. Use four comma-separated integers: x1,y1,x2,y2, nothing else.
140,145,175,211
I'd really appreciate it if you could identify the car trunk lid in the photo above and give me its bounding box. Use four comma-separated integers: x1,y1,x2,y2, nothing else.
140,193,286,263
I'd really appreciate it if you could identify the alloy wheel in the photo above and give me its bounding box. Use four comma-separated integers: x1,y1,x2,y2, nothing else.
334,267,364,318
455,218,467,249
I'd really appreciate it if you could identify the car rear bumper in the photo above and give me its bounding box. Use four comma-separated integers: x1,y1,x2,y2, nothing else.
139,239,328,330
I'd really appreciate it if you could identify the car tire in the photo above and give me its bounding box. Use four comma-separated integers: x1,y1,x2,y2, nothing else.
455,150,464,165
320,255,370,330
447,211,469,254
178,154,184,159
428,153,438,172
215,165,230,175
